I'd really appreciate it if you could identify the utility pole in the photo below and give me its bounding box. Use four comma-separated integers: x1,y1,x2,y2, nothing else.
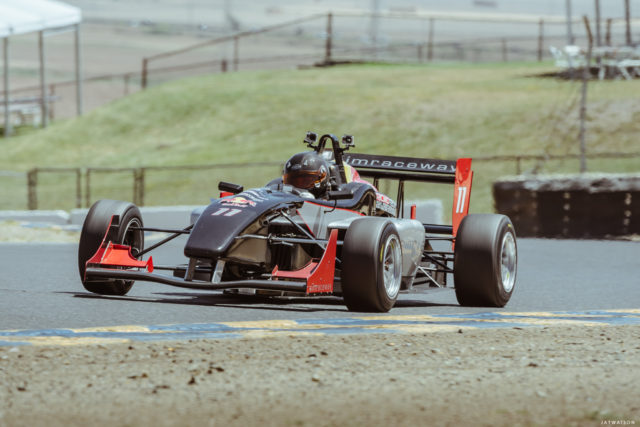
3,38,11,137
223,0,237,70
566,0,575,45
325,13,333,63
594,0,601,46
370,0,380,59
538,19,544,62
224,0,238,31
579,16,593,174
427,18,434,61
625,0,632,45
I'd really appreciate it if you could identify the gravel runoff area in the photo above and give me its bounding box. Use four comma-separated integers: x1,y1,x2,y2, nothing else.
1,325,638,426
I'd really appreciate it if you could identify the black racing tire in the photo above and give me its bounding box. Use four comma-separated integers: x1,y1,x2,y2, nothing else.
454,214,517,307
341,218,403,312
78,199,144,296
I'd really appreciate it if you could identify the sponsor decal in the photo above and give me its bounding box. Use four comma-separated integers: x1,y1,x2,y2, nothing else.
220,196,256,208
375,192,397,215
241,190,268,202
307,283,333,293
376,193,392,204
376,200,396,215
344,154,456,174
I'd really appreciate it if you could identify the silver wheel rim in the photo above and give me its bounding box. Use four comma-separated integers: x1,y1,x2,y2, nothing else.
382,234,402,299
122,218,143,258
500,231,517,293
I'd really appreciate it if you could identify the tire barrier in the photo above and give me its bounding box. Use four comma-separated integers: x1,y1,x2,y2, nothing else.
493,174,640,238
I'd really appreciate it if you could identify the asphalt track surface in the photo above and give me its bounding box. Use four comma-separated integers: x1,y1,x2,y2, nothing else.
0,238,638,334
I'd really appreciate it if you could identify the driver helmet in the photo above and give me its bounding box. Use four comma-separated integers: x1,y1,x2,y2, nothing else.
283,151,330,198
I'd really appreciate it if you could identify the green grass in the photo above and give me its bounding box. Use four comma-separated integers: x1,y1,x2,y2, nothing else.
1,62,639,214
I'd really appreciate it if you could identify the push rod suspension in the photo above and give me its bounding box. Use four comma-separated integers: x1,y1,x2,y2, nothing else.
137,224,194,257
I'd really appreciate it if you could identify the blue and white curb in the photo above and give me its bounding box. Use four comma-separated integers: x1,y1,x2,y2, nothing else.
0,309,638,347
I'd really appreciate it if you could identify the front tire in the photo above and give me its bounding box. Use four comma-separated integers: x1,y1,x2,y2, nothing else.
78,200,144,296
454,214,517,307
341,218,402,312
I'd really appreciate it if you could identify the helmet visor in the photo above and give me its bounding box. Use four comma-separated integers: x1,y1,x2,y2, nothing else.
283,170,327,190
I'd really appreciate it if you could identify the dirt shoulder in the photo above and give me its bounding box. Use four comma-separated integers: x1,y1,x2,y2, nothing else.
1,325,638,426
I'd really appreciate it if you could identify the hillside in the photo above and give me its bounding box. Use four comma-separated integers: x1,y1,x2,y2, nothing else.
2,62,639,213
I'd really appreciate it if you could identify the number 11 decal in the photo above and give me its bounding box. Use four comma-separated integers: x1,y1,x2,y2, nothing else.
455,186,468,214
452,158,473,240
211,208,242,217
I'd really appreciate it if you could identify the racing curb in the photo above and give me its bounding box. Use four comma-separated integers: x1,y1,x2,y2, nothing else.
1,309,638,347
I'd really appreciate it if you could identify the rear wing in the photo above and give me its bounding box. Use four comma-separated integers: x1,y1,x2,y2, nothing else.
343,153,473,236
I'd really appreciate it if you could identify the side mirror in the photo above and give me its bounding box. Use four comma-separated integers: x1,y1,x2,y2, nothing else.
218,181,244,194
327,190,353,200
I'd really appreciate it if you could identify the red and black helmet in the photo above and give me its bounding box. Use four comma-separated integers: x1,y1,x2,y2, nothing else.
283,151,330,198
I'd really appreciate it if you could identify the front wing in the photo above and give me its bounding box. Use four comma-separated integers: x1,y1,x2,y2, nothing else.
84,222,339,294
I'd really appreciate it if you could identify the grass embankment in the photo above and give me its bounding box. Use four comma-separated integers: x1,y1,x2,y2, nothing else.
1,62,639,215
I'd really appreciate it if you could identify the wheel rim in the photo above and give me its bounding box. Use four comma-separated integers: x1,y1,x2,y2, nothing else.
382,234,402,299
500,231,517,293
122,218,143,258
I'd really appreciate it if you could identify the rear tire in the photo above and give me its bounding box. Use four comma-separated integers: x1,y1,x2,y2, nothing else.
341,218,402,312
454,214,517,307
78,200,144,296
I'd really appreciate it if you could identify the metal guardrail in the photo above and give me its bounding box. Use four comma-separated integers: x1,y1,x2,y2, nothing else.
6,152,639,210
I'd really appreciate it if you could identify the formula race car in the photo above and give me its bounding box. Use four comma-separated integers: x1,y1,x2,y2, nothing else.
79,132,517,312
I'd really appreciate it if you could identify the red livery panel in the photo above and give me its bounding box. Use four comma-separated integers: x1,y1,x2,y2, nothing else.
271,229,338,294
